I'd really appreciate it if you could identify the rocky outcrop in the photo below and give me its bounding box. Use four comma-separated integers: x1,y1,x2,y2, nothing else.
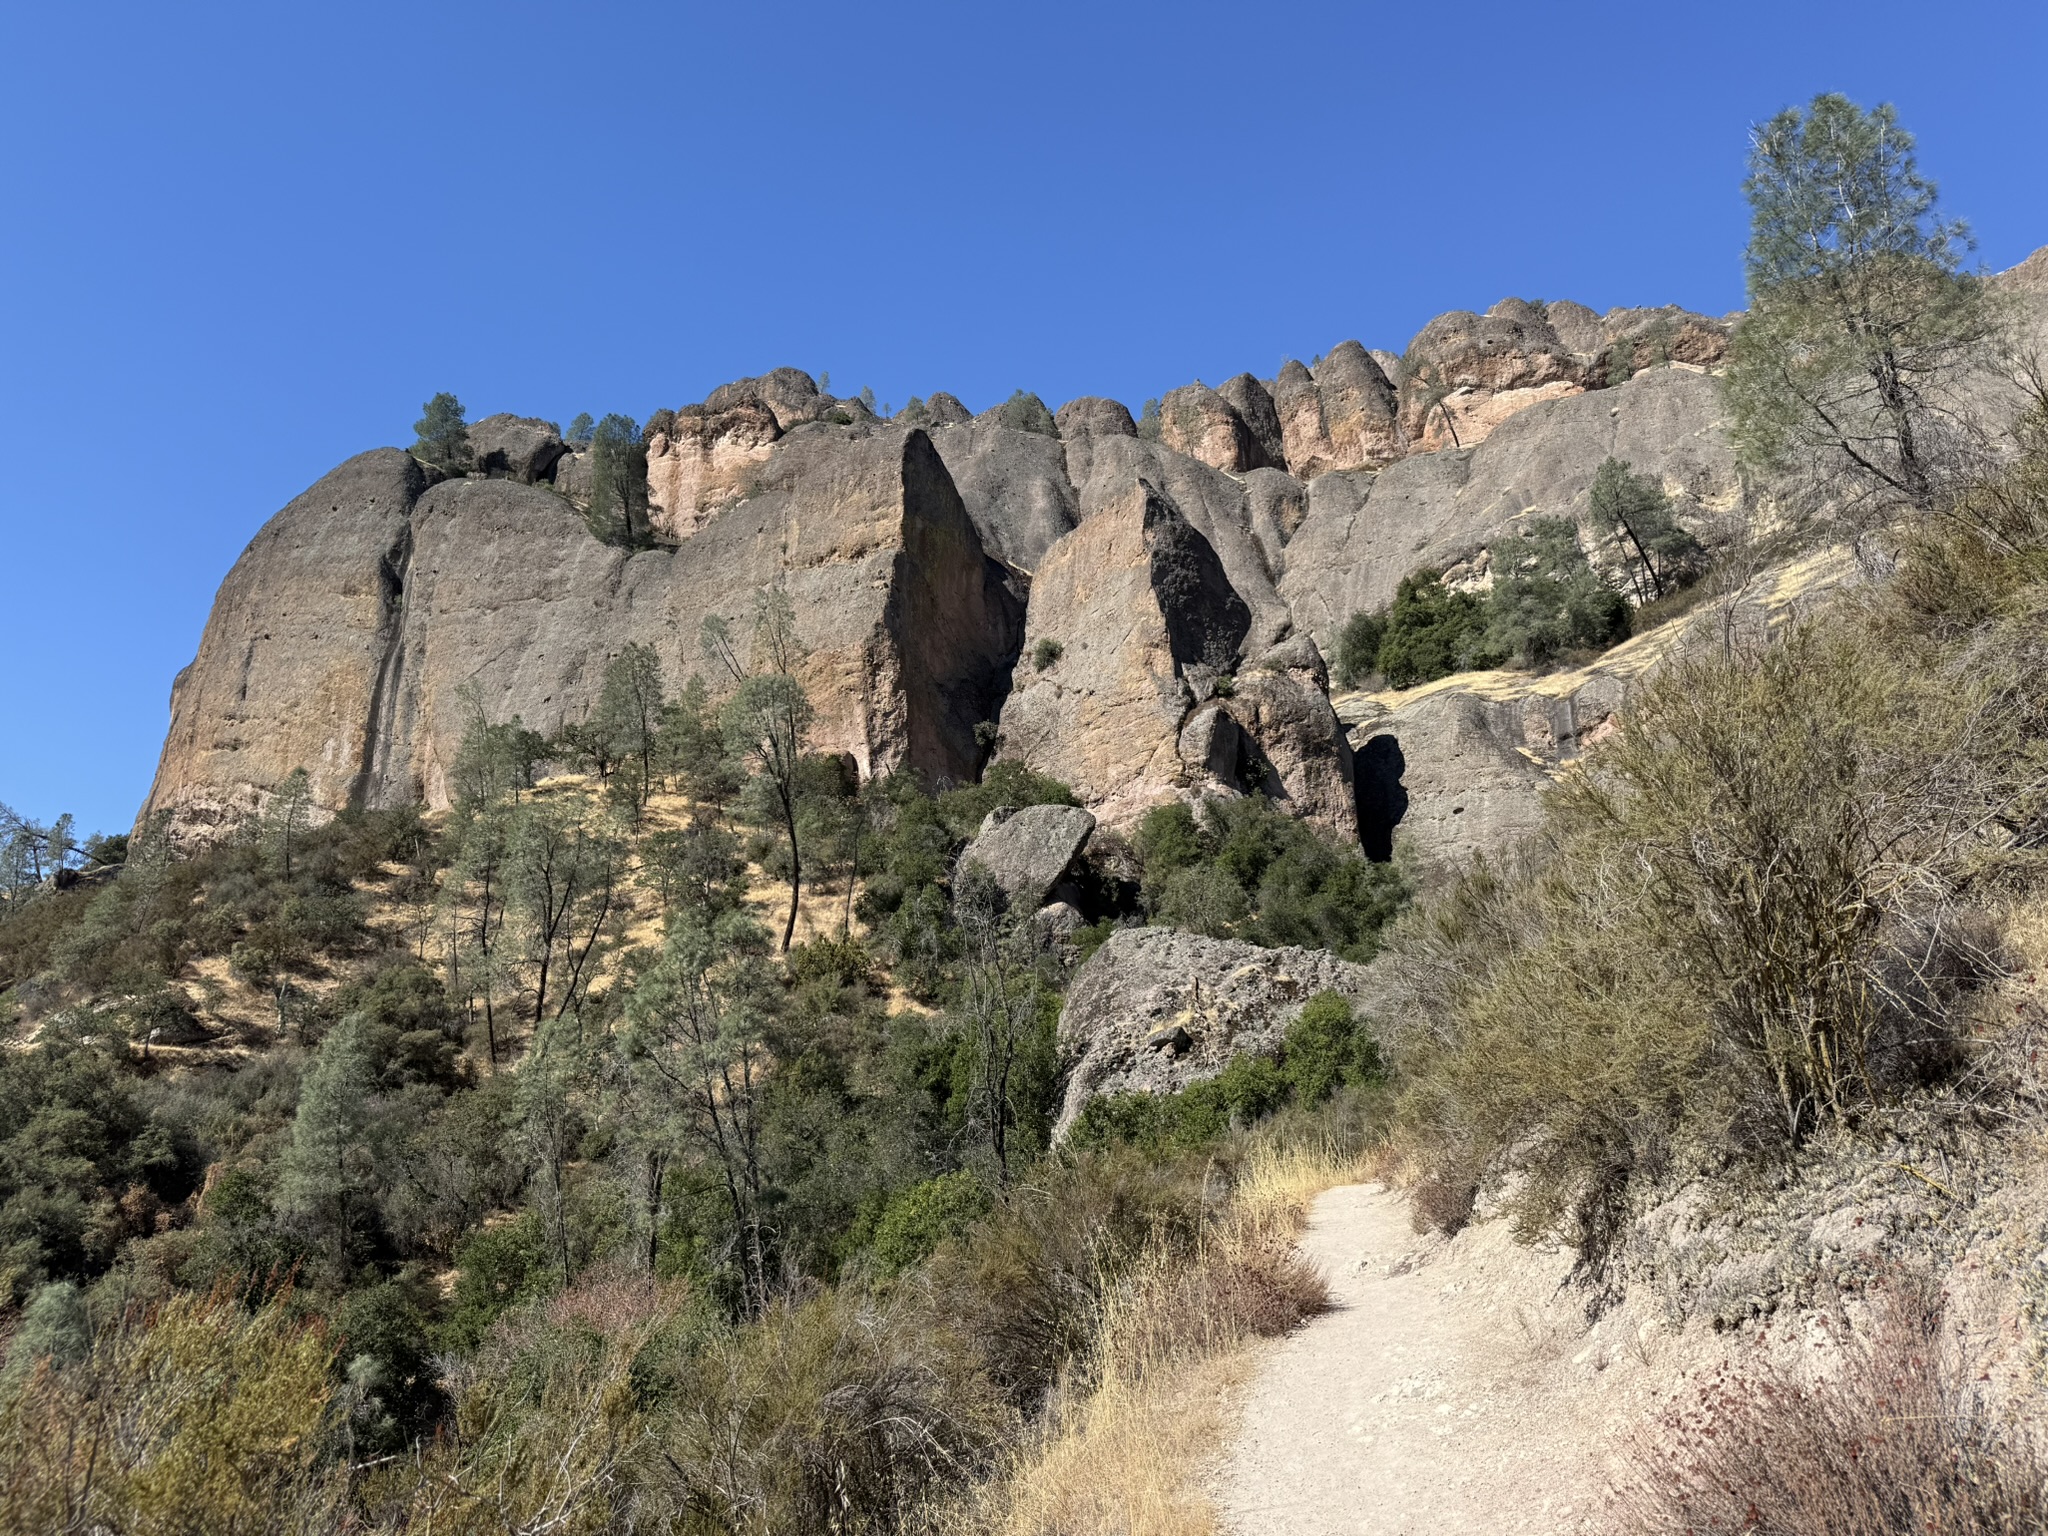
1159,383,1272,474
645,399,781,540
995,479,1250,827
141,449,430,838
1055,396,1137,439
1277,365,1741,650
146,428,1020,833
1339,545,1863,879
1218,374,1287,470
703,367,829,430
957,803,1097,911
1052,926,1374,1138
470,415,567,484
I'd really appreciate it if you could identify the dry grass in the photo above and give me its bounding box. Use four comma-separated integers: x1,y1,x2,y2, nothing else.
1610,1286,2048,1535
951,1140,1365,1536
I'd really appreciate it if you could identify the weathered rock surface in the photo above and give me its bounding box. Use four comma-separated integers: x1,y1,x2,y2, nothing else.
146,429,1020,832
996,479,1250,827
956,803,1097,911
1159,383,1271,474
645,399,781,540
1052,926,1375,1137
469,414,567,484
142,449,430,837
1054,395,1137,439
1277,365,1741,652
928,422,1078,573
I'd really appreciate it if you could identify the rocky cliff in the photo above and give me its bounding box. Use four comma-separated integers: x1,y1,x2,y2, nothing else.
142,272,1987,869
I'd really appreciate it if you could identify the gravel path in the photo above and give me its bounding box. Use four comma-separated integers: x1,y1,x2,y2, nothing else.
1215,1183,1633,1536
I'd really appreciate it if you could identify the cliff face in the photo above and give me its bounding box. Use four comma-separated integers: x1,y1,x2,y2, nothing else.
138,280,1815,872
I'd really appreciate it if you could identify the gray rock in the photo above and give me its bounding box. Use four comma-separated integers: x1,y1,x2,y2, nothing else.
928,422,1078,573
704,367,825,430
957,803,1097,912
469,414,567,484
1218,374,1288,471
1158,383,1264,474
1055,396,1138,439
923,391,973,428
1053,926,1375,1137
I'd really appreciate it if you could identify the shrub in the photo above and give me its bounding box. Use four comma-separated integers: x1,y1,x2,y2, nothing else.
1374,570,1493,687
1333,609,1386,689
870,1170,994,1273
1615,1287,2047,1534
443,1212,552,1350
1031,636,1063,671
1476,516,1630,667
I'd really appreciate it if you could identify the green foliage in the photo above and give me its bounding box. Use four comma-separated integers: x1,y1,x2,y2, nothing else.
868,1169,993,1273
1476,517,1631,668
1135,796,1407,962
1,1281,89,1388
1727,93,1989,511
1031,636,1063,671
1373,569,1492,687
443,1212,551,1351
1137,398,1162,440
1589,457,1705,603
1333,609,1386,689
335,1270,447,1451
991,389,1057,437
1070,993,1379,1154
584,412,654,547
566,411,594,444
411,391,472,472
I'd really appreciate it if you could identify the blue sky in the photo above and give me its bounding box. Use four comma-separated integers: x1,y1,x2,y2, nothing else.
4,0,2045,836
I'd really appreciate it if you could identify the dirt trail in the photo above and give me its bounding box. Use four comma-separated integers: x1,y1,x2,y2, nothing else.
1215,1183,1656,1536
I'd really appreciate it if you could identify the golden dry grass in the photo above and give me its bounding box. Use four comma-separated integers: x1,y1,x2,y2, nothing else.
953,1140,1368,1536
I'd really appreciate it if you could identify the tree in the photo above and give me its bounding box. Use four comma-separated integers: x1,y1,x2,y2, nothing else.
585,413,652,547
704,589,815,953
1374,570,1491,688
504,793,624,1027
274,1015,381,1279
567,412,595,445
267,768,313,878
1476,518,1631,668
624,912,776,1312
951,864,1043,1186
593,643,666,813
411,392,473,473
1726,94,1992,513
1588,458,1705,603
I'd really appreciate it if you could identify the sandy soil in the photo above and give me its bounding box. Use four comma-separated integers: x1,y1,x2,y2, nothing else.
1214,1184,1662,1536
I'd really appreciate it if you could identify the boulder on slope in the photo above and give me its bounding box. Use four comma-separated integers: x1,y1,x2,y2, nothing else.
1052,926,1375,1138
469,415,567,484
957,803,1097,911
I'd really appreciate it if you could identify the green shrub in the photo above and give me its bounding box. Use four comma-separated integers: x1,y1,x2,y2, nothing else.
1279,992,1382,1105
443,1213,552,1351
868,1170,993,1273
1374,570,1494,687
1477,517,1631,668
1031,637,1063,671
1333,610,1386,689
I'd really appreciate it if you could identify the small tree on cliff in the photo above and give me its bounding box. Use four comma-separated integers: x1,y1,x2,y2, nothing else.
703,588,814,953
585,413,653,548
1727,94,1993,513
411,392,473,473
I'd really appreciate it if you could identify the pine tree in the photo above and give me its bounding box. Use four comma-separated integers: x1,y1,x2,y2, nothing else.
274,1016,379,1277
411,392,473,473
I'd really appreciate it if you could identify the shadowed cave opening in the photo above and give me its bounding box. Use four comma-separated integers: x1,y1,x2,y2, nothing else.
1355,732,1408,863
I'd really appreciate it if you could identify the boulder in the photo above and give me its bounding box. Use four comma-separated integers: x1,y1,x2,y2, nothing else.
469,414,567,484
1218,651,1356,837
1052,926,1375,1138
704,367,826,430
957,803,1097,911
995,479,1252,827
1397,304,1588,449
923,391,973,428
1311,342,1402,468
1055,396,1138,439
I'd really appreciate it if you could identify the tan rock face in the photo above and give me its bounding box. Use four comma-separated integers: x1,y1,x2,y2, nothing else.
145,429,1019,835
140,449,429,840
996,480,1249,828
644,400,780,540
1158,383,1266,474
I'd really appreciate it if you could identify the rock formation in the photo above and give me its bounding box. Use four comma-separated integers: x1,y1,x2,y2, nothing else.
1052,926,1375,1137
955,804,1097,912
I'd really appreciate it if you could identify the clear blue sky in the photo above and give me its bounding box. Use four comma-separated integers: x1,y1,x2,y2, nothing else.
4,0,2044,836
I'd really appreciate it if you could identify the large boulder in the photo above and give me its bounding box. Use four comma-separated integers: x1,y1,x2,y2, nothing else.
469,414,567,484
144,428,1022,833
995,479,1251,827
957,803,1097,911
1267,344,1400,478
704,367,827,430
1213,639,1356,838
1217,373,1288,471
1053,926,1375,1138
1158,383,1271,474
